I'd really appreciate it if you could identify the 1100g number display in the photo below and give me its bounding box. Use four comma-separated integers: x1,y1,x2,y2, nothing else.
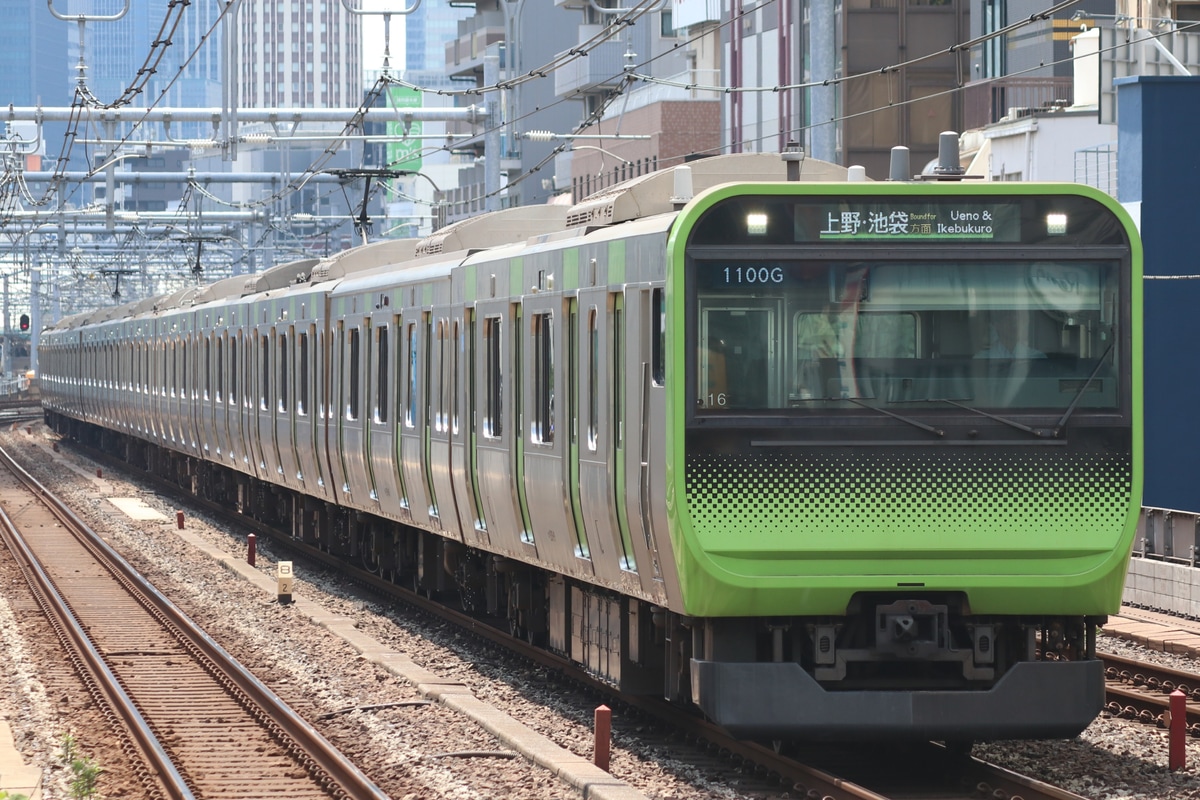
723,266,784,284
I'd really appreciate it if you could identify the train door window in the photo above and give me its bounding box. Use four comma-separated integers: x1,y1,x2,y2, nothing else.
260,333,270,412
318,328,328,420
244,333,253,409
298,330,309,416
229,334,238,405
531,311,554,444
203,337,211,402
651,288,664,386
182,339,189,399
613,296,624,448
423,313,434,433
348,326,360,421
278,331,289,414
435,319,448,433
375,324,388,424
168,340,176,398
587,307,598,451
215,337,223,403
483,316,503,438
405,321,418,429
451,319,460,435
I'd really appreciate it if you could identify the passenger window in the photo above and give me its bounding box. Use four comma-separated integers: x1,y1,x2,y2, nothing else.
376,324,389,424
531,312,554,444
348,327,360,421
483,316,503,438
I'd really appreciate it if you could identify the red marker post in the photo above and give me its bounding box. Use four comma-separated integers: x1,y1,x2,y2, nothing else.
1170,689,1187,770
594,705,611,772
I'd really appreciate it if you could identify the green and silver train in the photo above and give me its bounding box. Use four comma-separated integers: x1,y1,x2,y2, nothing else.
40,151,1141,742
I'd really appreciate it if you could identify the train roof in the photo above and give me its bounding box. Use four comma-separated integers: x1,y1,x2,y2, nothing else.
414,205,570,257
251,257,322,292
564,152,851,229
310,238,421,284
187,257,322,308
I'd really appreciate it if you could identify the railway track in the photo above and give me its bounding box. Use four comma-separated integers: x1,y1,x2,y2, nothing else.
1101,650,1200,733
0,441,387,800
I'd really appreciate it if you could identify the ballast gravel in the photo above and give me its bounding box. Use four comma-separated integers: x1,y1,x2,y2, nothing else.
1,423,1200,799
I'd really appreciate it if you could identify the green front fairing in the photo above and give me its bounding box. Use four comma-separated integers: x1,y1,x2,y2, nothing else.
663,181,1144,619
671,448,1140,616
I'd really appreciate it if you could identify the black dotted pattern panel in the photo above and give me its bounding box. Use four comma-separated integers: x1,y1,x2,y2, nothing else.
685,450,1133,538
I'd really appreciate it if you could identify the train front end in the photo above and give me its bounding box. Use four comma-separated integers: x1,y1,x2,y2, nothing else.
666,181,1142,741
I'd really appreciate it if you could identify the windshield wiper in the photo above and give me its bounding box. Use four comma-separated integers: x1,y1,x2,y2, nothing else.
845,397,944,438
919,398,1049,438
1052,341,1116,438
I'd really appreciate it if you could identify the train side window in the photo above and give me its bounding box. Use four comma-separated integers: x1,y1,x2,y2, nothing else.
297,331,308,416
260,333,270,412
376,324,389,424
587,307,598,451
348,327,360,421
215,337,223,403
435,319,447,433
483,316,503,438
531,312,554,444
229,335,238,405
613,296,624,448
651,288,665,386
405,321,418,429
278,331,289,415
451,319,460,435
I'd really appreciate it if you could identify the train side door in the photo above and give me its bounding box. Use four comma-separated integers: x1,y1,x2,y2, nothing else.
211,329,228,463
228,328,248,472
241,327,261,476
619,287,671,601
521,293,588,575
153,321,168,446
183,320,200,455
198,326,214,458
274,324,304,491
134,332,147,437
398,311,435,528
450,309,487,547
294,321,334,501
577,288,640,588
248,323,272,480
473,301,528,555
368,311,407,521
427,311,460,537
326,320,350,502
336,317,374,508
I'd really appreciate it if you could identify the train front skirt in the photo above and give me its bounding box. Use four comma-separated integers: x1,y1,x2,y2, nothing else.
690,659,1104,740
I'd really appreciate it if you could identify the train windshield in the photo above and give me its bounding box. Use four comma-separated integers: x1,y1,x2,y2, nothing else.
692,260,1120,413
